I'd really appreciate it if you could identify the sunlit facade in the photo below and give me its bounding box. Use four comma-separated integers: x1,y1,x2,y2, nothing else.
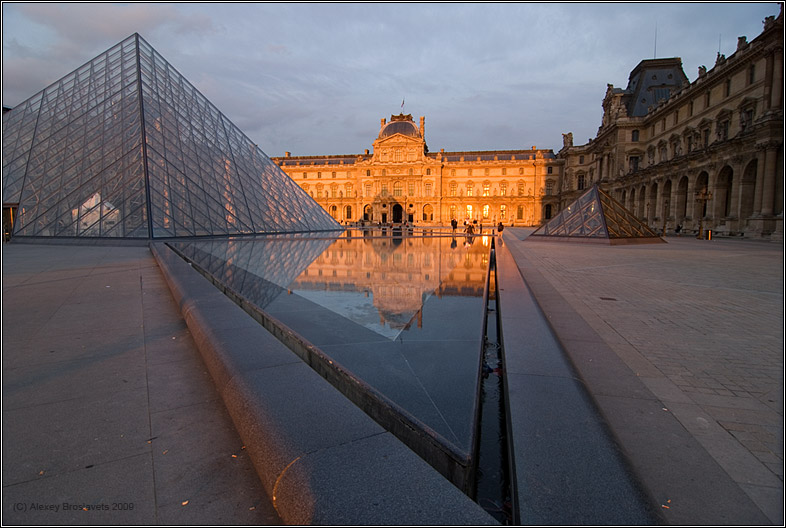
273,114,564,227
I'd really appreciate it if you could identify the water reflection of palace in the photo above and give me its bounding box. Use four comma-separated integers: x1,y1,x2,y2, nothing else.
290,234,491,329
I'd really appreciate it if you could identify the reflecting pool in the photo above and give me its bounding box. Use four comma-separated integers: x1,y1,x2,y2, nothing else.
170,229,492,457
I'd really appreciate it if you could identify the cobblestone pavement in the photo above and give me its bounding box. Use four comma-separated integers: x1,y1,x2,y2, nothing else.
505,229,783,523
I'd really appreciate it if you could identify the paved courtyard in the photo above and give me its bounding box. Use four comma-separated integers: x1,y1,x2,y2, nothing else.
503,228,783,524
2,244,280,525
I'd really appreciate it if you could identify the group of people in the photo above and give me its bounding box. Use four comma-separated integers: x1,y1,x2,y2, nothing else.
450,218,505,236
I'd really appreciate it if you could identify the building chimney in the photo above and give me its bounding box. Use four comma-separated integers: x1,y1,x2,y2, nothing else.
285,151,291,157
419,116,425,137
381,118,386,129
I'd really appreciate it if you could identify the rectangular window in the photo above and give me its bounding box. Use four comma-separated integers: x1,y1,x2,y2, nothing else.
631,129,639,142
449,182,457,197
466,185,473,197
725,79,731,97
408,183,415,195
365,184,372,197
500,183,507,196
579,155,584,164
424,183,432,196
547,166,553,174
381,184,388,197
749,64,756,84
517,183,524,196
303,172,308,179
545,180,554,196
483,184,490,196
500,205,507,220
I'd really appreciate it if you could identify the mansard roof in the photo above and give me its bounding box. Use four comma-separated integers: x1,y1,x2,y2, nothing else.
624,58,690,117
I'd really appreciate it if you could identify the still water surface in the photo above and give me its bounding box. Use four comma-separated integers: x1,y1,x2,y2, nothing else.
171,230,492,455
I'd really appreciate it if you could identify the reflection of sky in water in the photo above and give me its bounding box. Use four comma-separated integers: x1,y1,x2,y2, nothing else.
296,289,434,341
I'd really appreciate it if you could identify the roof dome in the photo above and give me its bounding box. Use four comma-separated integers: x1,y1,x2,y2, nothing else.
379,118,420,139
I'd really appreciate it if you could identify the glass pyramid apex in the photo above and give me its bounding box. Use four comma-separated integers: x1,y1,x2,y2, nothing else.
2,33,340,239
530,184,664,244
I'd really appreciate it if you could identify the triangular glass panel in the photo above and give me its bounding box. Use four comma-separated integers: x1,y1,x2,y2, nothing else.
3,33,340,240
530,184,664,244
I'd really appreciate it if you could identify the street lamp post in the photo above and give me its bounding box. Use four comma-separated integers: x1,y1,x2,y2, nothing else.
695,189,712,239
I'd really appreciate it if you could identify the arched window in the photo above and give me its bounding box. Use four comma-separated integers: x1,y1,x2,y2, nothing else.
345,205,352,220
482,204,490,219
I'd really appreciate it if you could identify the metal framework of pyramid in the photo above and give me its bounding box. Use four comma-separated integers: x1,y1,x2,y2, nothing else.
2,33,340,239
529,184,665,244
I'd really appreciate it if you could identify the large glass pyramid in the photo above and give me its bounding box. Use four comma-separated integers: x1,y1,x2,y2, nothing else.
530,184,664,244
2,33,340,239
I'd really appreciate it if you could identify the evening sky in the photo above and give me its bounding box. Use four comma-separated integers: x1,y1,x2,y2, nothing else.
2,2,780,156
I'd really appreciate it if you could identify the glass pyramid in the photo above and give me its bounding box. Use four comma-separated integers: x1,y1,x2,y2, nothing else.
2,33,340,239
530,184,664,244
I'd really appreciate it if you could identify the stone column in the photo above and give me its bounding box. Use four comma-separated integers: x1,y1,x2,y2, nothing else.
760,145,778,216
753,148,766,215
769,47,784,111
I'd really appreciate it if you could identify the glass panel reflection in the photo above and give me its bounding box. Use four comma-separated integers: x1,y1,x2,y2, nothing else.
172,231,491,455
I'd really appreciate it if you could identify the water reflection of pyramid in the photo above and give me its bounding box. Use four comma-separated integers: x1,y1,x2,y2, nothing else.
2,33,339,238
529,184,665,244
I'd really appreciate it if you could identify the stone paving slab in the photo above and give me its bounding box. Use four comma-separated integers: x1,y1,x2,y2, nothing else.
2,243,280,525
501,229,783,525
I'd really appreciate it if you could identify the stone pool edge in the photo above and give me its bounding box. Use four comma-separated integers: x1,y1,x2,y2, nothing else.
149,241,498,525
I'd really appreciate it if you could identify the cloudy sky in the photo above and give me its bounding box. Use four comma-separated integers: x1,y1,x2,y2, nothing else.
2,2,780,157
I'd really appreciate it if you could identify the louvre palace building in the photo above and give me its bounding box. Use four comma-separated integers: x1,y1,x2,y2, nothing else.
273,7,783,239
274,116,562,229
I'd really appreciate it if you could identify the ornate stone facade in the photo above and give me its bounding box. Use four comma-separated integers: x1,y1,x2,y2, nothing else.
273,114,563,227
558,8,783,239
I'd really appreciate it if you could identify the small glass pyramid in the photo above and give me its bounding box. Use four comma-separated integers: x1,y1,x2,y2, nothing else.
530,184,664,244
2,34,340,239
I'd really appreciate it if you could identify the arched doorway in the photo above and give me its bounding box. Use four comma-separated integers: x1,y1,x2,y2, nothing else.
392,203,403,223
695,171,710,219
714,165,733,218
739,159,757,222
662,179,672,221
544,204,553,219
676,176,689,223
363,204,372,222
422,204,433,222
330,205,338,219
345,205,352,222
